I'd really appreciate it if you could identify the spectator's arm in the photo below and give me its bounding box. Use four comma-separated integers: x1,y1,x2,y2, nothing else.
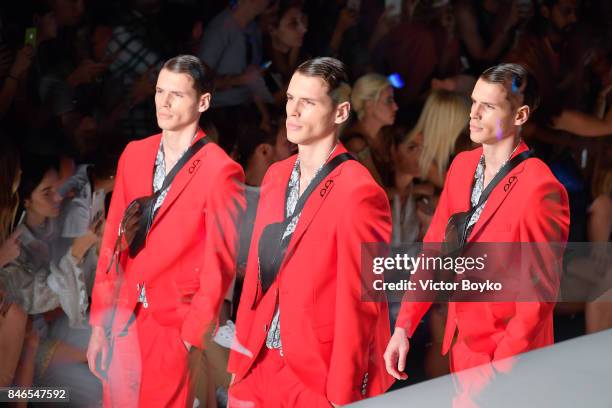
552,108,612,137
456,3,518,64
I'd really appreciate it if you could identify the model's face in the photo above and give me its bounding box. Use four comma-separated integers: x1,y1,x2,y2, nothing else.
285,72,349,146
155,69,210,132
370,86,398,126
469,79,518,145
275,8,308,48
26,169,61,219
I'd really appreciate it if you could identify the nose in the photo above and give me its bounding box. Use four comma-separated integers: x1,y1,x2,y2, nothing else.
161,92,171,107
286,98,301,117
52,191,62,206
470,103,481,119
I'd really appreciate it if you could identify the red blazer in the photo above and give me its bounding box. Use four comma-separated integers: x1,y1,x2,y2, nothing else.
396,142,570,364
90,130,245,349
228,145,395,405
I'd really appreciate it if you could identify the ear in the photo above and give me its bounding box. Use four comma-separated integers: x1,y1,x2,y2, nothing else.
24,198,31,209
334,101,351,125
198,92,211,113
514,104,530,126
258,143,272,157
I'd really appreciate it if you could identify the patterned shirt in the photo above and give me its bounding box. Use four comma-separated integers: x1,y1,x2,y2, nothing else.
265,147,337,351
466,142,521,238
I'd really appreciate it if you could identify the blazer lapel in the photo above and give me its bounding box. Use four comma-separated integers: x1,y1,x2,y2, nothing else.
150,130,209,229
135,134,162,198
467,143,529,240
281,145,350,268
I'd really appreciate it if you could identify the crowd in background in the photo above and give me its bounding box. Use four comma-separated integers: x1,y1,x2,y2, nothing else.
0,0,610,406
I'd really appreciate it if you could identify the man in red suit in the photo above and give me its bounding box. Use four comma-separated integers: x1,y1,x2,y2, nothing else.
384,63,570,404
86,55,245,407
228,57,395,407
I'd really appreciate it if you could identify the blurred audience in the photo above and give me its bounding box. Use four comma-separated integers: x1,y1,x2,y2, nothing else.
344,73,398,186
0,0,609,400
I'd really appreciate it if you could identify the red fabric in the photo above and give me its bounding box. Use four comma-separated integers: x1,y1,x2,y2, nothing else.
228,144,395,405
228,348,332,408
90,130,245,405
103,306,191,408
395,141,570,370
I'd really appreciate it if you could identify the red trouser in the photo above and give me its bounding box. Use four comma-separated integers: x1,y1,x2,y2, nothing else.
449,340,498,408
103,305,192,407
229,347,332,408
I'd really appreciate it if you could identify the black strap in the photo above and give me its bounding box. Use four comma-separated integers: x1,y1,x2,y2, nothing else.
156,135,209,194
470,150,533,212
256,152,355,299
279,152,356,260
288,152,355,221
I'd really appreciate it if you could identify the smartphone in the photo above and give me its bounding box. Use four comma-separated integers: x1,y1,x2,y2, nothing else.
260,60,272,70
91,189,106,224
347,0,361,12
385,0,402,17
388,73,405,89
24,27,37,47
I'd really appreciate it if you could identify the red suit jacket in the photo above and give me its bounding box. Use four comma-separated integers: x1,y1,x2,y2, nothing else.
90,130,245,349
228,145,395,405
396,141,570,367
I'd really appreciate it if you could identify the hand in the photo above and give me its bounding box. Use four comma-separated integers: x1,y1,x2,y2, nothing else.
238,65,262,87
67,59,108,87
383,327,409,380
598,83,612,101
504,1,521,32
8,46,35,79
71,220,101,261
337,8,358,32
86,326,109,382
0,229,21,268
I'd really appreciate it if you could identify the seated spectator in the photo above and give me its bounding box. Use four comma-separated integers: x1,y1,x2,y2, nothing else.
455,0,531,75
231,116,295,321
0,143,27,387
262,0,309,106
404,89,470,188
370,0,463,117
197,0,273,151
507,0,612,137
585,165,612,333
343,73,398,187
390,90,469,243
96,1,164,141
0,153,102,405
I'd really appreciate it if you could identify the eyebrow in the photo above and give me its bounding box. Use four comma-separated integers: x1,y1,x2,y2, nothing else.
471,97,497,107
156,86,184,94
287,93,317,103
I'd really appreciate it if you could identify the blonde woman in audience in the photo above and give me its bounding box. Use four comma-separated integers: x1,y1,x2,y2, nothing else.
343,73,399,187
402,89,470,189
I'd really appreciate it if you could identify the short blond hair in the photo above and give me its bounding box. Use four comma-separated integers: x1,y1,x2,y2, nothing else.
351,74,391,121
